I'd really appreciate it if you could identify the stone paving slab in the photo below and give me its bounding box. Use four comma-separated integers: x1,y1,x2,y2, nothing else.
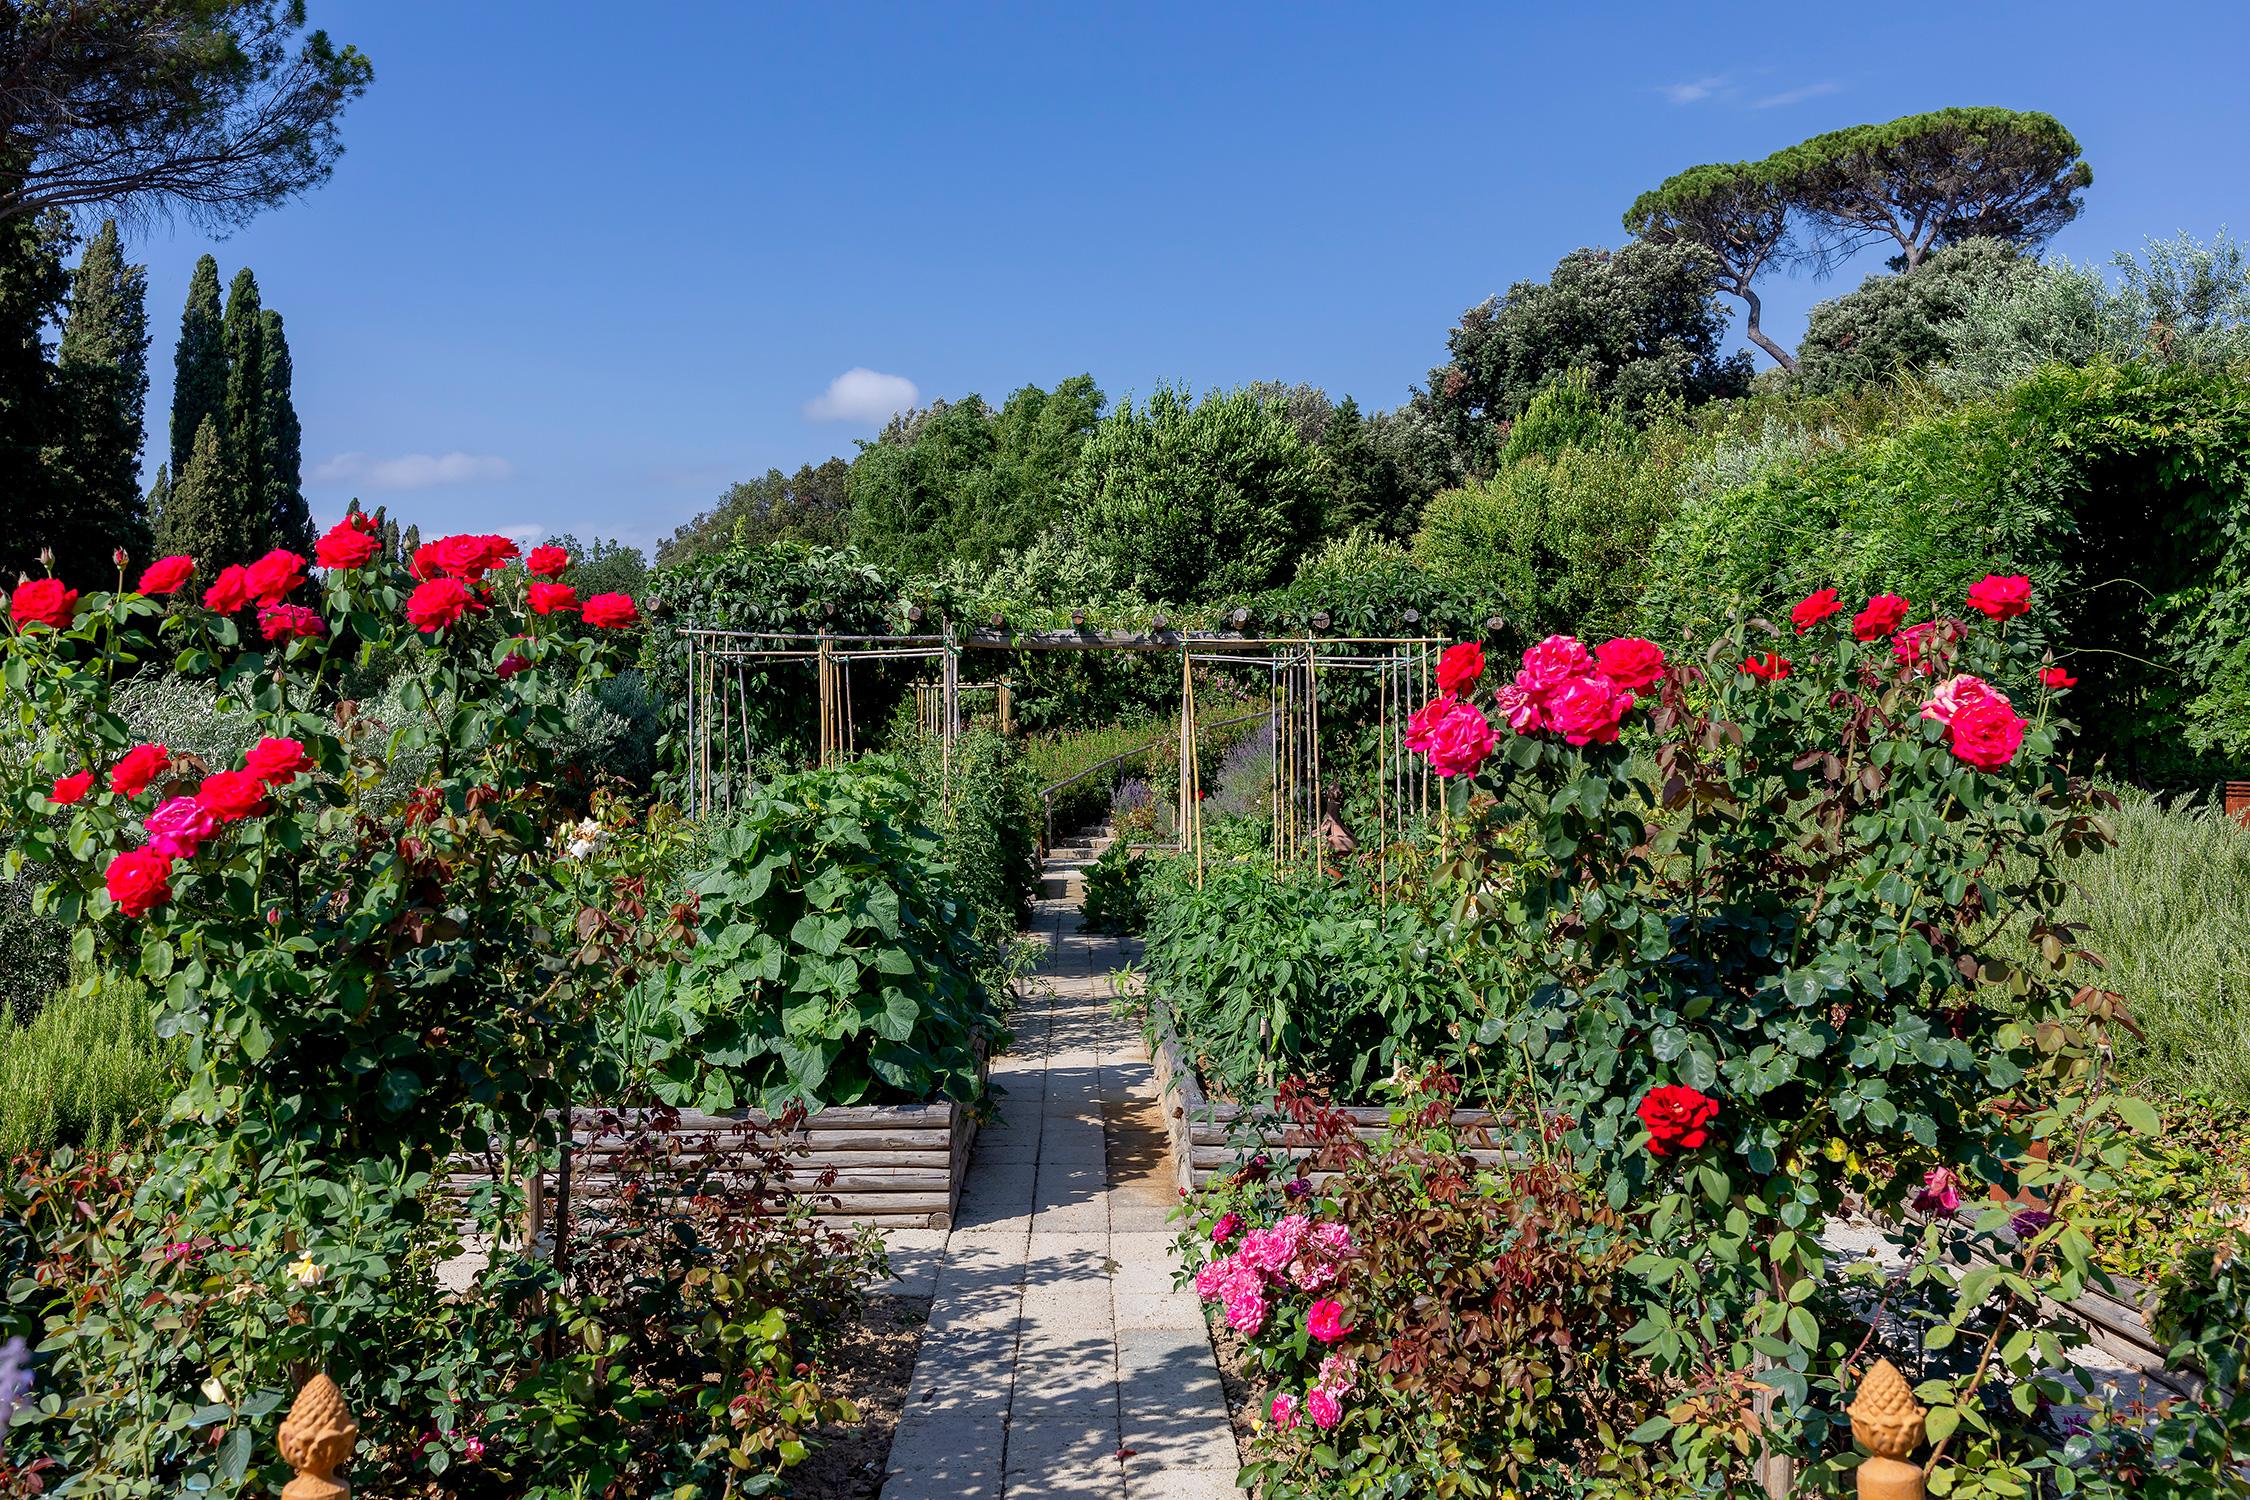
882,863,1238,1500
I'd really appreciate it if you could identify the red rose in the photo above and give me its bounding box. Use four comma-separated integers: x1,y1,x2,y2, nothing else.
1518,634,1595,695
496,652,530,679
1892,621,1942,675
417,534,518,581
105,847,175,918
1592,636,1666,691
1435,640,1484,696
581,592,640,629
110,743,171,797
478,535,522,572
1965,573,2031,620
2040,666,2077,690
243,549,307,605
1740,652,1790,681
1546,674,1635,746
1948,696,2026,772
194,769,268,823
315,520,381,570
1404,695,1495,777
9,577,78,630
527,545,569,578
244,737,313,786
1637,1084,1720,1157
528,581,579,616
1790,588,1843,633
137,555,196,596
258,604,327,643
203,565,253,613
1851,593,1910,642
51,770,95,804
406,577,474,633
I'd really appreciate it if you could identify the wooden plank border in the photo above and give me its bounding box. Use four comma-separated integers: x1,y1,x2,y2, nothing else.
1146,998,1510,1195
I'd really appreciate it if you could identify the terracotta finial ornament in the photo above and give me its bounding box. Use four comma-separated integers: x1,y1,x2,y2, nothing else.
277,1372,358,1500
1847,1358,1928,1500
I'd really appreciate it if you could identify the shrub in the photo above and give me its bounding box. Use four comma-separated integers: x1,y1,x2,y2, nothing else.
1414,437,1682,642
1079,841,1153,935
0,974,172,1158
1180,1076,1660,1498
634,760,1005,1112
1795,238,2039,395
1066,384,1324,603
2043,796,2250,1103
1414,588,2170,1487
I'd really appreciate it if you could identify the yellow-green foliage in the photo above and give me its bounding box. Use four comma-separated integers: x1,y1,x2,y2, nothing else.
0,976,173,1158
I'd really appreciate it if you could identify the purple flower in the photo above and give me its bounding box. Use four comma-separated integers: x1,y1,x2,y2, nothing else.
0,1336,30,1455
2010,1208,2056,1240
1284,1177,1313,1200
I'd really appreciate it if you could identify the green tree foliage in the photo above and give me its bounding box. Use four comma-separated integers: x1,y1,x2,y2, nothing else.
1776,106,2091,271
157,415,250,560
662,457,852,564
542,532,649,598
0,1,373,227
1623,159,1802,370
53,220,151,570
1641,360,2250,789
1414,432,1682,642
169,254,225,477
1065,384,1323,603
259,307,310,550
846,376,1105,575
1795,238,2039,395
152,261,308,557
1317,396,1456,541
1418,241,1752,473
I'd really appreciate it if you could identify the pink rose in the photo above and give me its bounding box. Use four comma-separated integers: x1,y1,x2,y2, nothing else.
1211,1212,1241,1244
1222,1286,1268,1335
1406,696,1495,777
1892,621,1941,675
1948,697,2026,772
1911,1167,1962,1216
1592,636,1666,690
1494,677,1543,734
1307,1389,1342,1430
1306,1299,1352,1344
1270,1393,1300,1431
1518,634,1595,695
1919,674,2010,728
1545,675,1635,746
145,796,219,859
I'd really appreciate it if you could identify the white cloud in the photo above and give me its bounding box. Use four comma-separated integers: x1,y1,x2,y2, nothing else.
311,451,516,490
1752,80,1841,109
1660,75,1730,105
803,367,920,423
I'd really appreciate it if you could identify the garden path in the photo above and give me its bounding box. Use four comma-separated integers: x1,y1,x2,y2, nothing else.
877,833,1239,1500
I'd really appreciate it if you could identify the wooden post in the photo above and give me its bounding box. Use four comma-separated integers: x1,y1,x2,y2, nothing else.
277,1373,357,1500
1848,1358,1928,1500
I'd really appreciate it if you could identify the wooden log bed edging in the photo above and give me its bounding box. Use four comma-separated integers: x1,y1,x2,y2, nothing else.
453,1051,988,1233
1145,997,1514,1196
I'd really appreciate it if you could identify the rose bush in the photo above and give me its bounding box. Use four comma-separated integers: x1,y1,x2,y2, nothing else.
1406,576,2168,1488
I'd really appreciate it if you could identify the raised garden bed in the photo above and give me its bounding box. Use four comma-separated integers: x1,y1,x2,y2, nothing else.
1145,997,1509,1195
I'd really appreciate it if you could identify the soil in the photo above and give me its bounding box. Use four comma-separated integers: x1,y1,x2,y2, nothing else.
1205,1311,1259,1468
794,1293,932,1499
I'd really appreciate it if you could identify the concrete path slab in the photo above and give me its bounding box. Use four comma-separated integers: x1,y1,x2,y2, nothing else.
882,843,1238,1499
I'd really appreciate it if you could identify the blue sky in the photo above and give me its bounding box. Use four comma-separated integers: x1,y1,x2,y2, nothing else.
125,1,2250,555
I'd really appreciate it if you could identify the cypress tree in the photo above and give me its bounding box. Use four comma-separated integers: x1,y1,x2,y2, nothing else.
171,255,225,479
56,220,152,574
158,416,255,562
146,465,171,542
259,307,311,552
0,210,72,581
220,267,270,548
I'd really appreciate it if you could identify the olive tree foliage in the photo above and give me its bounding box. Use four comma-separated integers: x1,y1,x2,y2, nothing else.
1935,231,2250,396
1624,160,1803,372
1795,238,2040,395
1773,106,2091,273
0,1,372,228
1064,384,1323,604
1417,241,1752,473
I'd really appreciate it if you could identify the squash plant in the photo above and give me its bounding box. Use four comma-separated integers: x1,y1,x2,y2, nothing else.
636,760,1004,1111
